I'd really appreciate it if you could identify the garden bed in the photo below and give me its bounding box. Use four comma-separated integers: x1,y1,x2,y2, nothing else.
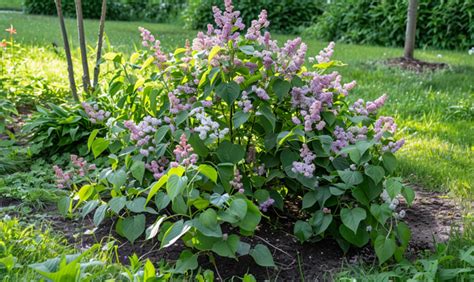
7,186,456,280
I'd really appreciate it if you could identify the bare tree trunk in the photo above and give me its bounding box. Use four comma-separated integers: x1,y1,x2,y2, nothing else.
93,0,107,89
404,0,418,59
75,0,91,92
54,0,79,102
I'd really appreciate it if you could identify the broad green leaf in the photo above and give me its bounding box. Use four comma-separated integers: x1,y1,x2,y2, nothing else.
126,197,147,213
294,221,312,243
198,164,218,183
310,211,333,235
154,126,169,144
92,138,109,158
370,203,392,225
339,224,369,247
77,184,94,205
385,178,403,199
131,160,145,184
257,104,276,132
401,186,415,206
374,235,396,264
216,141,245,164
160,220,191,248
146,175,168,203
194,209,222,237
109,196,126,214
87,129,99,152
382,152,398,174
118,214,145,243
238,200,261,234
93,204,107,226
228,198,247,220
250,244,275,267
212,235,240,258
208,46,222,62
141,56,154,70
233,111,250,128
216,81,240,105
365,165,385,184
174,250,198,274
166,175,188,201
340,207,366,234
397,222,411,247
81,200,99,218
143,259,156,281
272,78,291,100
107,169,127,189
338,170,364,185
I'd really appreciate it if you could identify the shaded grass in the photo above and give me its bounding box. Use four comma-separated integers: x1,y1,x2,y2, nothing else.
0,13,473,198
0,0,22,11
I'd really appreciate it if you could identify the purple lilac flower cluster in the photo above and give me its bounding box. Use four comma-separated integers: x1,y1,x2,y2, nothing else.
169,84,197,114
313,41,335,64
230,169,244,193
145,157,169,180
292,144,316,177
251,85,270,101
350,94,387,116
124,116,162,157
245,10,269,41
81,102,110,124
171,134,198,167
374,116,397,141
70,154,96,177
237,91,253,113
331,126,368,153
259,198,275,212
139,27,167,68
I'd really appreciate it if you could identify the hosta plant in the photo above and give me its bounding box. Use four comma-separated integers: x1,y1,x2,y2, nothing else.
59,0,414,269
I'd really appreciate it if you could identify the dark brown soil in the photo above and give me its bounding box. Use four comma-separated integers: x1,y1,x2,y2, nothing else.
385,57,448,73
1,186,465,281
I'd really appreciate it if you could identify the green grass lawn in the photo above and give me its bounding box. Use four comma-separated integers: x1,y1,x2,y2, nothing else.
1,13,473,199
0,0,22,10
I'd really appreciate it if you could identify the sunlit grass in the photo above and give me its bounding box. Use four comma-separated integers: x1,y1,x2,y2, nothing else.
0,13,473,198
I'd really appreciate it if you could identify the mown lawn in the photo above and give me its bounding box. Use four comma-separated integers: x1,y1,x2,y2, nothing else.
1,12,473,199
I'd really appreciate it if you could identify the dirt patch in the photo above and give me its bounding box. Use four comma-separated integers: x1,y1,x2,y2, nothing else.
1,186,465,280
385,57,448,73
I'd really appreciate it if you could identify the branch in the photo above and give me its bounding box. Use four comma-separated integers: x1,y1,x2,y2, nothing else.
93,0,107,89
75,0,91,92
54,0,79,102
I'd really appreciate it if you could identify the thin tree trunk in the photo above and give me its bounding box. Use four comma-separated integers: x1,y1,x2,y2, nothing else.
93,0,107,89
404,0,418,59
75,0,91,92
54,0,79,102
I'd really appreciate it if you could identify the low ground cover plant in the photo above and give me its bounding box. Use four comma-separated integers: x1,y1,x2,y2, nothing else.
45,1,415,271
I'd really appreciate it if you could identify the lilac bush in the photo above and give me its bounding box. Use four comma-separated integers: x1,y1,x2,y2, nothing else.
64,0,413,268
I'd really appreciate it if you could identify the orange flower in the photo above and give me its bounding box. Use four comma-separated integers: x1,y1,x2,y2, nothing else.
0,41,6,48
5,25,16,35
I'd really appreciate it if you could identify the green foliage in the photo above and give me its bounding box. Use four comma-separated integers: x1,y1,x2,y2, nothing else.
23,0,185,23
304,0,474,50
22,103,103,155
184,0,324,33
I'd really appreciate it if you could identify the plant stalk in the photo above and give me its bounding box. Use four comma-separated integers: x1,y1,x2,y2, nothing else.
75,0,91,92
93,0,107,89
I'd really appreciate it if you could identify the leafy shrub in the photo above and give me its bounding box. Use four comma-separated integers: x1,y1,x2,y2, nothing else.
184,0,325,33
23,0,185,23
60,1,412,269
22,103,106,155
304,0,474,50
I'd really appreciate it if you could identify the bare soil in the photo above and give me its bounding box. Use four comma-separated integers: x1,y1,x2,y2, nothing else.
385,57,448,73
1,186,465,281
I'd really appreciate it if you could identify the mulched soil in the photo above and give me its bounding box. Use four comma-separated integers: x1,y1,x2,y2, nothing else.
385,57,448,73
0,186,466,281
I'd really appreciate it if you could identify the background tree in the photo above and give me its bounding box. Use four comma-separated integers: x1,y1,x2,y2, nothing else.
75,0,91,92
404,0,418,59
93,0,107,89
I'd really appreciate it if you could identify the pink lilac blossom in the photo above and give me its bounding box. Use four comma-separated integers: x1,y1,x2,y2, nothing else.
82,102,110,124
292,144,316,177
314,41,335,64
276,37,307,78
230,169,244,193
171,134,198,167
245,10,269,41
350,94,388,116
53,165,71,189
70,154,96,177
138,27,167,68
259,198,275,212
331,126,368,153
146,157,169,180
